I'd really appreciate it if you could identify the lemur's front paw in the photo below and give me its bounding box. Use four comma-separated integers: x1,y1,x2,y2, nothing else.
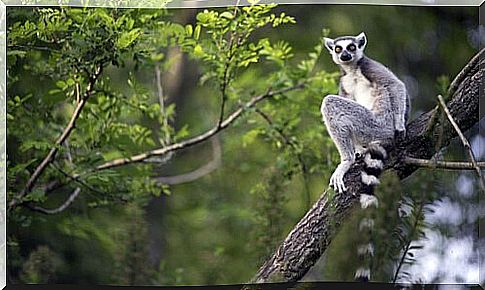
329,161,353,193
329,170,346,193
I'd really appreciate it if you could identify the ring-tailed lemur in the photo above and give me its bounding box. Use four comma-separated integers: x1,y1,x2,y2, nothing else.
320,32,410,280
321,31,409,194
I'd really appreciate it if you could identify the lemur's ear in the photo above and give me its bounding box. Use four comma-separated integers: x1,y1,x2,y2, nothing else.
323,37,335,52
356,32,367,49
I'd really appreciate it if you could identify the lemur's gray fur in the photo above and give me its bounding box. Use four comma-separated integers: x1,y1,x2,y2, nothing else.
321,32,410,282
320,32,409,194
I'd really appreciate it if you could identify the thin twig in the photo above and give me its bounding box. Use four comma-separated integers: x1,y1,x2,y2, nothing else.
437,94,485,191
27,187,81,215
75,81,81,104
155,64,171,146
9,66,103,210
217,2,241,129
153,64,174,165
50,163,108,197
63,140,73,164
9,44,54,52
403,157,485,170
93,83,306,172
218,71,229,128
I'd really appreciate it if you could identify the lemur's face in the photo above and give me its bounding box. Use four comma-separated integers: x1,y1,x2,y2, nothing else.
324,32,367,66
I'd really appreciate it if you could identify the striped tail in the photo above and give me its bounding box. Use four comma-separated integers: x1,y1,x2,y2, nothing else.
355,142,387,282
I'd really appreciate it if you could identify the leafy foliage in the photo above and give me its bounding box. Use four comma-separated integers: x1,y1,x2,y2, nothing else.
390,197,428,283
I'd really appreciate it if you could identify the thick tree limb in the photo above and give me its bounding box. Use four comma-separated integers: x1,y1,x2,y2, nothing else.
9,66,103,210
403,157,485,170
250,48,483,283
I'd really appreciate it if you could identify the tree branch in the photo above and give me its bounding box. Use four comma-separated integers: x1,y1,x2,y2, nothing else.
14,82,306,212
154,137,222,185
250,48,484,283
27,187,81,215
93,83,306,172
437,94,485,191
218,69,229,129
403,157,485,170
9,66,103,210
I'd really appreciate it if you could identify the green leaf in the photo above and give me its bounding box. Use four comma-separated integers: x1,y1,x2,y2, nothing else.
7,50,27,57
19,140,53,152
193,44,204,58
28,188,46,202
220,12,234,19
185,24,193,36
242,129,260,147
117,28,142,49
8,159,37,175
174,124,189,140
56,80,67,90
194,25,201,40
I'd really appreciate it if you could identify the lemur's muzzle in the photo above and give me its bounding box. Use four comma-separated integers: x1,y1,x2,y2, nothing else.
340,51,352,61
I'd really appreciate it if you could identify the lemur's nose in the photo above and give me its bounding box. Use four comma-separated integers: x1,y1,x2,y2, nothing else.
340,51,352,61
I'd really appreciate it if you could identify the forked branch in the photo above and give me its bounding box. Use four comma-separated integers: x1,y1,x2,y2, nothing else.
437,94,485,191
9,66,103,210
10,82,306,211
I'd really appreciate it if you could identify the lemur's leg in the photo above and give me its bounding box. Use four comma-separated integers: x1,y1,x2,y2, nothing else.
393,84,408,135
320,95,392,193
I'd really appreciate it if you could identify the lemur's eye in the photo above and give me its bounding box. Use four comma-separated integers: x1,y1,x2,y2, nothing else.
347,44,356,51
335,46,342,53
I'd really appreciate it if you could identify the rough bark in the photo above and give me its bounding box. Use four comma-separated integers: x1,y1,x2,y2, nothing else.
250,48,484,284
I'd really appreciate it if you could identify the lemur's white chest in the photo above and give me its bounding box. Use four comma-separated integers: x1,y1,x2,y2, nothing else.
341,69,376,111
